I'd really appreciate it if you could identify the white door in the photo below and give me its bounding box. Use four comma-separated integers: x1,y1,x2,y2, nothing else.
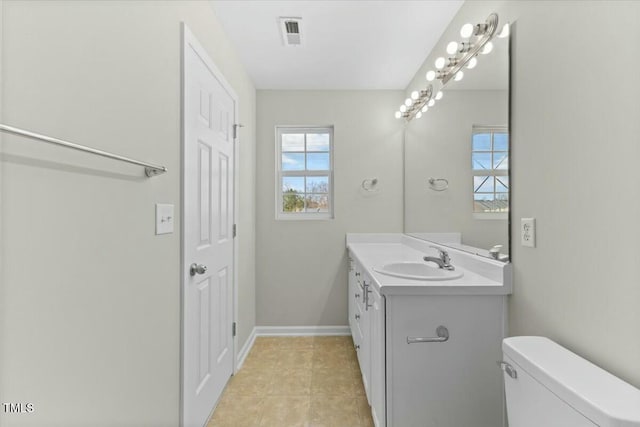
182,26,236,427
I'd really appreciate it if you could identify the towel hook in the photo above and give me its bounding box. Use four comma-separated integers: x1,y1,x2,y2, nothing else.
362,178,379,192
428,177,449,192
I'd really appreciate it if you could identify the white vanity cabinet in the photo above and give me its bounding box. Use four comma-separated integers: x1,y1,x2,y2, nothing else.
368,283,386,427
347,235,511,427
348,254,387,426
348,256,372,400
385,295,505,427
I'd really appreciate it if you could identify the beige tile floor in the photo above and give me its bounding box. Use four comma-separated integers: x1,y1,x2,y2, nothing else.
207,336,374,427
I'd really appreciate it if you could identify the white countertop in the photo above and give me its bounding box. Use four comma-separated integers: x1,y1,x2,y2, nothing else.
347,234,512,296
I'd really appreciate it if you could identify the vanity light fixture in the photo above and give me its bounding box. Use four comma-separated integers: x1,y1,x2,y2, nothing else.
396,86,433,120
497,23,510,38
395,13,504,122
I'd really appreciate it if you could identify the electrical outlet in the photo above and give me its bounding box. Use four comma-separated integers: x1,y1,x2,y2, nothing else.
521,218,535,247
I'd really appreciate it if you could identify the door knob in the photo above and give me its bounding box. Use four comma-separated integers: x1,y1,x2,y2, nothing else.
190,263,208,276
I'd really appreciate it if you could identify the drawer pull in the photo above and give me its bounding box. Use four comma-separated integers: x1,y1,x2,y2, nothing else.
355,293,360,299
355,314,360,320
407,325,449,344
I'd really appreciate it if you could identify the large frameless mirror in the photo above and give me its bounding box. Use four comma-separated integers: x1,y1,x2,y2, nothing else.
404,22,510,261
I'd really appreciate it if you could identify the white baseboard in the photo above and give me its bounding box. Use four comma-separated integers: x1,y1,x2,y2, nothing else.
235,327,257,371
254,325,351,336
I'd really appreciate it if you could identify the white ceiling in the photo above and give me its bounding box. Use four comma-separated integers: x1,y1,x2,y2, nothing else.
210,0,464,90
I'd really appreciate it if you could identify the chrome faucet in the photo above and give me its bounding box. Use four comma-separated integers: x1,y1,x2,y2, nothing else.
424,246,455,270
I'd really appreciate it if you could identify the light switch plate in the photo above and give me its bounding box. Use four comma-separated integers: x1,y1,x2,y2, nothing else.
521,218,535,247
156,204,174,235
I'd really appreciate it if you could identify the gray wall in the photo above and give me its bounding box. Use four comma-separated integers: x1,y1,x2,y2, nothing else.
0,1,256,426
256,90,404,326
406,0,640,387
404,90,509,252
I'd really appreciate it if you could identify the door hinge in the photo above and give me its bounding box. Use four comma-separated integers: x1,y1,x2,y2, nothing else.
232,322,237,337
233,224,237,238
233,123,244,139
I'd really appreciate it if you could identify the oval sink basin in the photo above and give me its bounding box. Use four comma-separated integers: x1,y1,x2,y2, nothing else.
374,262,463,281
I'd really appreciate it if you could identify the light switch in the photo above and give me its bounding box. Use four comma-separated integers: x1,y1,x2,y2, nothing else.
521,218,535,247
156,204,174,235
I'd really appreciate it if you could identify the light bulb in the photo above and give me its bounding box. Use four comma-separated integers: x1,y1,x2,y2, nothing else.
411,91,419,100
421,105,428,113
405,98,412,106
435,57,446,70
446,41,458,55
454,71,464,81
481,41,494,55
400,105,407,113
467,57,478,69
425,70,436,81
395,111,402,119
460,23,474,38
416,111,422,119
428,99,435,107
497,23,510,38
435,91,443,100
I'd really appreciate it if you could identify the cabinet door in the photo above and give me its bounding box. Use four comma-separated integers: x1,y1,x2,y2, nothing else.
348,255,356,335
386,295,505,427
358,275,372,402
370,287,386,427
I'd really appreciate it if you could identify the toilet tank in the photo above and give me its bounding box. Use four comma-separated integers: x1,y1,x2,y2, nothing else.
502,337,640,427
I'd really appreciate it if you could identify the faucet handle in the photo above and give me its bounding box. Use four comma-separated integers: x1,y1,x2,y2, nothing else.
489,245,503,260
429,245,450,261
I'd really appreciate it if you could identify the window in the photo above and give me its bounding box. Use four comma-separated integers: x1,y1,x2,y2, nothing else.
471,125,509,216
276,126,333,219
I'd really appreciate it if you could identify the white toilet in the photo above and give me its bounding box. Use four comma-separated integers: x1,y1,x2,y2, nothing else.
502,336,640,427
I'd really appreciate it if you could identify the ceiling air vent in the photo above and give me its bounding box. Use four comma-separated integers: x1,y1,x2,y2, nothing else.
280,17,302,46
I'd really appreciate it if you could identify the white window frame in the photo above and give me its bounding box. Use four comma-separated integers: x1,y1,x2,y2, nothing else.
471,125,509,220
275,126,334,220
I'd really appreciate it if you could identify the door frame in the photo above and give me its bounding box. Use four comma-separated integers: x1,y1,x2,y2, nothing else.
180,23,240,426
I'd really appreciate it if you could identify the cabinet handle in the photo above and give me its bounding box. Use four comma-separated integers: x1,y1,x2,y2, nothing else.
407,325,450,344
364,281,372,310
355,293,360,299
362,282,368,303
355,272,361,277
355,314,360,320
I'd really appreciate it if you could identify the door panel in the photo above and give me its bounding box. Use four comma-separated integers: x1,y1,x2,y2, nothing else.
183,28,235,427
218,153,229,241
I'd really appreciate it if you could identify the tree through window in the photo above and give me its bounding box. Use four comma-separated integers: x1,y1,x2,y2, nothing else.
276,127,334,219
